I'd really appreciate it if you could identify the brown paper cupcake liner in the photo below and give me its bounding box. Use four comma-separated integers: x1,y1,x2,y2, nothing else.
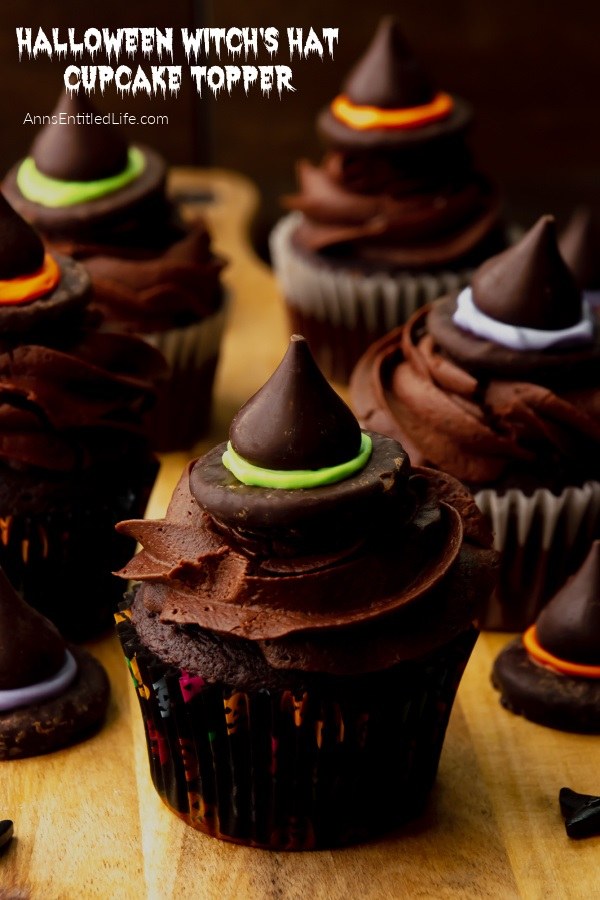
117,603,477,850
143,306,227,451
270,213,468,383
475,480,600,631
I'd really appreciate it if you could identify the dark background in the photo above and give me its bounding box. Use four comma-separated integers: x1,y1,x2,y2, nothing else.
1,0,598,251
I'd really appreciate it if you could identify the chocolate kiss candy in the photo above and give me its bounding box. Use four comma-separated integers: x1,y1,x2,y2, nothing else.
471,215,582,330
559,788,600,839
559,207,600,291
0,194,45,279
0,567,65,690
535,541,600,665
343,15,435,109
31,91,129,181
230,334,362,470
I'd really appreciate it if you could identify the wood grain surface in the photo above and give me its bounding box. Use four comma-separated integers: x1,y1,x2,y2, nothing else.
1,170,598,900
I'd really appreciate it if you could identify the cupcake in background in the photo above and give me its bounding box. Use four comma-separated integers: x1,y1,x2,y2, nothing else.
114,334,497,849
351,215,600,631
3,90,226,451
492,541,600,733
560,207,600,312
0,568,109,758
0,194,163,639
270,15,507,383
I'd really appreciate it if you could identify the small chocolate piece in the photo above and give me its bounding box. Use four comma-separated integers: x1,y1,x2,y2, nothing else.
0,819,13,851
0,568,65,690
343,16,435,109
229,334,362,470
31,91,129,182
536,542,600,665
559,787,600,839
472,215,582,329
559,207,600,291
0,194,45,279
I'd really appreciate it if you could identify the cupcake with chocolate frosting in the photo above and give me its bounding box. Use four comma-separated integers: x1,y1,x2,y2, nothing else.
3,90,226,451
115,334,497,849
492,541,600,732
0,194,164,638
351,215,600,630
270,16,507,383
0,568,109,758
560,207,600,313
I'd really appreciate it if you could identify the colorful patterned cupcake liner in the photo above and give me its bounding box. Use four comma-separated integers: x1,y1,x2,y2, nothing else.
143,305,227,451
0,469,155,640
117,605,477,849
270,213,467,383
475,480,600,631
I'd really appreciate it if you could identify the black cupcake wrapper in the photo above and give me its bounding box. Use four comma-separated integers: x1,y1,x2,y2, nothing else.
116,605,477,849
0,467,156,640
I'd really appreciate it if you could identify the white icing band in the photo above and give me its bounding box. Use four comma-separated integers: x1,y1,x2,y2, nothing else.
452,286,595,350
0,650,77,713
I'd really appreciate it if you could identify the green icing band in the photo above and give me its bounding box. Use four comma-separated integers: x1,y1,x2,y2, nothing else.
222,433,373,489
16,146,145,208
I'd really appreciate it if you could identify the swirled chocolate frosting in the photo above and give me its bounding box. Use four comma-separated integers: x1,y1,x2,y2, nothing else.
535,541,600,665
0,567,65,690
350,221,600,491
285,17,504,270
117,338,496,677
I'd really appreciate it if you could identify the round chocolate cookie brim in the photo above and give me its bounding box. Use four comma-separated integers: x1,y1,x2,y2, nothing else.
190,432,411,539
3,145,166,235
0,646,110,759
317,95,472,150
0,253,90,336
428,294,600,384
492,637,600,733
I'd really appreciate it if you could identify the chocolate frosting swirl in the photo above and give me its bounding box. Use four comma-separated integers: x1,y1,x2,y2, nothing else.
230,335,361,469
535,541,600,665
32,91,128,182
0,327,164,472
72,224,225,332
0,194,45,279
0,567,65,689
117,451,496,674
472,216,581,329
350,303,600,490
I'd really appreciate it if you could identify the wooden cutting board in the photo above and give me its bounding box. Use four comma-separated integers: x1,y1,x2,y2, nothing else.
1,170,599,900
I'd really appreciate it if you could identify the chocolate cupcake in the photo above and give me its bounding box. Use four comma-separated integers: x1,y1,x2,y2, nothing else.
0,568,109,758
351,215,600,631
0,194,163,639
3,91,226,451
270,16,507,383
115,334,497,849
560,207,600,313
492,541,600,732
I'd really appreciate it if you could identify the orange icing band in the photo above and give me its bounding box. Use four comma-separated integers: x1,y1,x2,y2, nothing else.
0,253,60,305
330,91,454,131
523,625,600,679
